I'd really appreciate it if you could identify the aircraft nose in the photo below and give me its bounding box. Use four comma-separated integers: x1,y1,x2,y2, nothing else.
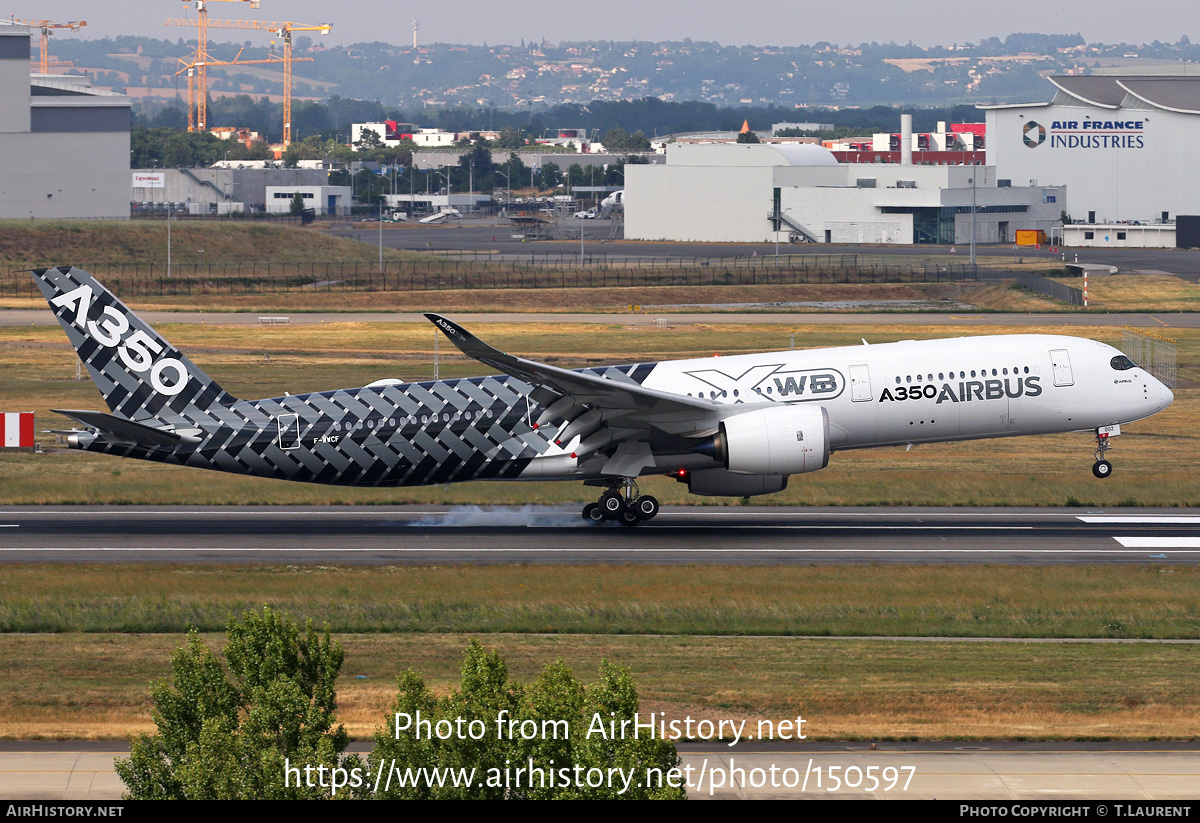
1160,383,1175,411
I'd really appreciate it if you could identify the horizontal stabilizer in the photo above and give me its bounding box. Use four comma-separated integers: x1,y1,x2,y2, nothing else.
51,409,199,447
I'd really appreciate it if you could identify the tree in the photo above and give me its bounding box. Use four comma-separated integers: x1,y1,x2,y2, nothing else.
368,640,685,799
736,130,760,143
116,606,359,799
289,192,307,217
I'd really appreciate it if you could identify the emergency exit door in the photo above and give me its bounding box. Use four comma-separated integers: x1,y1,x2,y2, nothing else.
277,413,300,450
849,364,872,402
1049,349,1074,387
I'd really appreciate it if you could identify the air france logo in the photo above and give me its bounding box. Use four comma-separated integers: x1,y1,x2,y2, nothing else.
49,282,191,396
1023,121,1046,148
685,364,844,402
880,376,1041,404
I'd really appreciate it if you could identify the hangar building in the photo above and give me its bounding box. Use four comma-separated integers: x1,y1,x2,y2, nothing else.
0,22,131,219
983,75,1200,224
625,143,1063,245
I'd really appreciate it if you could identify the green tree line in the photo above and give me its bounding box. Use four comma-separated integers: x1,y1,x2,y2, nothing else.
117,607,685,800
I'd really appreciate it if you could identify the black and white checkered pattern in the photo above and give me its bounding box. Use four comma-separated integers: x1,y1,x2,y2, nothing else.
32,267,602,487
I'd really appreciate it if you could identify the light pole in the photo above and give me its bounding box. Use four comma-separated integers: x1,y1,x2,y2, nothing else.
495,170,509,212
969,169,978,270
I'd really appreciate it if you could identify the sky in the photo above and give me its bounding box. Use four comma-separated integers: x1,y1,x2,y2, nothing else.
8,1,1200,48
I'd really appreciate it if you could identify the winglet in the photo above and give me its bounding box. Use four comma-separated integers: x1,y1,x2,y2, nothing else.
425,313,519,369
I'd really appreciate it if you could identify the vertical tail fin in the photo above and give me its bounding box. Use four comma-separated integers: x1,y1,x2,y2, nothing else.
32,266,238,422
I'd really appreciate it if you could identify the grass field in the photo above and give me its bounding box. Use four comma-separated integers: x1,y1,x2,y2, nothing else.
1,565,1197,638
1056,274,1200,312
4,632,1200,740
1,281,1057,314
0,220,423,271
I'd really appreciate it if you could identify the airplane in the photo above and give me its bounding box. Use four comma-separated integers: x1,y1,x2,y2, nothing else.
32,266,1174,526
599,190,624,216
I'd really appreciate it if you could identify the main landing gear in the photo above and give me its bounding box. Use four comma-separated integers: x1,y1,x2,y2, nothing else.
1092,428,1114,479
581,479,659,527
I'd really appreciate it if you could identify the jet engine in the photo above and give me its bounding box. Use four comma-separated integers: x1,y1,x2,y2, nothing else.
686,469,788,497
694,405,830,475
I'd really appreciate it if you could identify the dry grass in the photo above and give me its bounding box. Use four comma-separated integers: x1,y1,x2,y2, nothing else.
0,280,1052,315
1069,274,1200,312
3,633,1199,740
2,564,1199,638
0,220,420,270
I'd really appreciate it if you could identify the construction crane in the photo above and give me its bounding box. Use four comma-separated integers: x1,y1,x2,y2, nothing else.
165,17,331,147
173,46,311,135
166,0,260,132
15,19,86,74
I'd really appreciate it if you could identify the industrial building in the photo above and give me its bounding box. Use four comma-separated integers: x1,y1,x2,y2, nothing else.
625,140,1063,245
264,185,352,215
984,75,1200,225
131,167,340,215
0,22,131,219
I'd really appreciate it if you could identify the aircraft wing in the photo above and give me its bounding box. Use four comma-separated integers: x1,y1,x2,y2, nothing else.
426,314,724,470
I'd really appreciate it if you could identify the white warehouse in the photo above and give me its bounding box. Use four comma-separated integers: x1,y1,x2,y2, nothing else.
0,22,131,219
984,75,1200,224
625,143,1063,245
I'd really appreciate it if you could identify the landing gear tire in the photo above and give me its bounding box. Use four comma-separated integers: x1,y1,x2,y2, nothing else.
1092,460,1113,479
619,507,642,527
582,503,599,521
631,495,660,521
599,492,624,519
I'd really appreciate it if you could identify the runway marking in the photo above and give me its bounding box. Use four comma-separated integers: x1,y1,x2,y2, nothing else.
1114,538,1200,548
3,547,1198,554
0,509,1129,518
1079,516,1200,524
690,525,1036,530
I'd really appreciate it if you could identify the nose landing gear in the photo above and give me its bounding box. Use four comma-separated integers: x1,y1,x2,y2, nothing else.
1092,429,1114,479
579,478,660,526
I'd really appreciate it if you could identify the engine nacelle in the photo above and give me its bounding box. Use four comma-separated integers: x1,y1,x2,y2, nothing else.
687,469,788,497
708,405,830,475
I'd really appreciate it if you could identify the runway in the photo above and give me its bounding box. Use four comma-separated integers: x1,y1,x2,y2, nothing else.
2,506,1198,565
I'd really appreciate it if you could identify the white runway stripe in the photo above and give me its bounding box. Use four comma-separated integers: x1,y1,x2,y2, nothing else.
1114,538,1200,548
1079,517,1200,524
2,547,1197,553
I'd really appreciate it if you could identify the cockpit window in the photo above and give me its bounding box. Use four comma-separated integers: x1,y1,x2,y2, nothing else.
1110,355,1138,371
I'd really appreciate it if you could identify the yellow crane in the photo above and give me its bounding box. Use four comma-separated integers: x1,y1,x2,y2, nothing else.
173,46,312,135
165,16,330,146
166,0,260,132
16,19,86,74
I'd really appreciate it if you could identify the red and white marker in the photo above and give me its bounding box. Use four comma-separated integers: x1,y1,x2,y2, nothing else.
0,413,34,448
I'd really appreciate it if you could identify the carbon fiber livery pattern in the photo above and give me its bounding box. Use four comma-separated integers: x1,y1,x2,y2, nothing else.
32,266,666,488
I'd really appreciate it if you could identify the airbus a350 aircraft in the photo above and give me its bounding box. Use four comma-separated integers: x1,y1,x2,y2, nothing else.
33,266,1173,526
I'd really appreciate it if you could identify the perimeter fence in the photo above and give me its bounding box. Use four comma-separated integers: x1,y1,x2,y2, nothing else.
1121,326,1178,388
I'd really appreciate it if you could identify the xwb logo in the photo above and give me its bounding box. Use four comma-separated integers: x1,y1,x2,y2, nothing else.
1023,121,1046,148
684,364,845,402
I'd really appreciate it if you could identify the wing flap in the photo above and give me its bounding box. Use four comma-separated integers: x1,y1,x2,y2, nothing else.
425,313,718,436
